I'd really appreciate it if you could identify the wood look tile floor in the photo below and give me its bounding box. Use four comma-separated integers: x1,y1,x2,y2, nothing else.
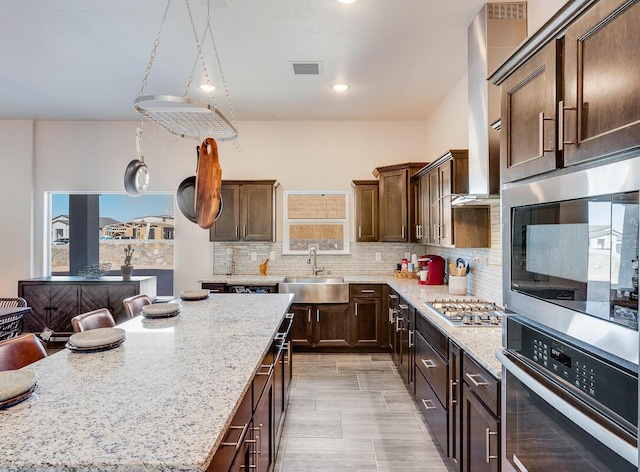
275,352,457,472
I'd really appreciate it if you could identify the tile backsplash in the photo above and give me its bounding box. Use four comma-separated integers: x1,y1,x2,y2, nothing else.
211,202,503,304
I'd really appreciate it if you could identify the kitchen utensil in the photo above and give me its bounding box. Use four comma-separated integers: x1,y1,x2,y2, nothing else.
176,145,223,224
123,128,150,197
195,137,223,229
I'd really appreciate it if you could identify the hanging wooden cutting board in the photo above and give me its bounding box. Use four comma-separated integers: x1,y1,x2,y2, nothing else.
195,137,222,229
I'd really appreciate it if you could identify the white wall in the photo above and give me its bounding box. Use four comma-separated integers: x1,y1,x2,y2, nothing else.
0,121,34,296
2,120,427,294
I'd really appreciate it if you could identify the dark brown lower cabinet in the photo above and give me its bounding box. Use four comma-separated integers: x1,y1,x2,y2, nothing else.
462,386,500,472
351,284,387,349
290,303,350,349
448,342,462,469
253,367,273,472
415,368,448,452
209,389,254,471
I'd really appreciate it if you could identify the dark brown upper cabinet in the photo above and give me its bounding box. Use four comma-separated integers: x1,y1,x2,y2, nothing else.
562,0,640,166
491,0,640,182
373,163,427,242
352,180,379,242
500,41,561,183
209,180,276,242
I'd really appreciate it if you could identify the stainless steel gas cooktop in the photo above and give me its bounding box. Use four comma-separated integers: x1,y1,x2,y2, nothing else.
424,298,503,327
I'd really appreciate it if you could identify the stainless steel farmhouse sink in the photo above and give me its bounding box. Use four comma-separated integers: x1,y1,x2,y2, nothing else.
279,276,349,303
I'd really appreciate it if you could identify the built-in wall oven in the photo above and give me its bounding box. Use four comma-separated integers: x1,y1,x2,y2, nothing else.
500,156,640,471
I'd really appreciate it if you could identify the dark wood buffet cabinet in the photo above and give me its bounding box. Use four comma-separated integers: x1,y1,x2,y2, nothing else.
18,276,157,334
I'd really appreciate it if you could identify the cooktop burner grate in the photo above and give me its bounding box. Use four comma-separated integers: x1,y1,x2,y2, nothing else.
424,298,503,327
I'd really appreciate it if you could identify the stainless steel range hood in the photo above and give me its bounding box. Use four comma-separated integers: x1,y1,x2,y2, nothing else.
460,2,527,205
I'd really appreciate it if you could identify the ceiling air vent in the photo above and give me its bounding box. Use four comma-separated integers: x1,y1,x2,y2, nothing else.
291,61,322,75
487,2,526,20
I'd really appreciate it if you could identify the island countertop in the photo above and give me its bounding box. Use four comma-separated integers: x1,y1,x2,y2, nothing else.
0,293,293,472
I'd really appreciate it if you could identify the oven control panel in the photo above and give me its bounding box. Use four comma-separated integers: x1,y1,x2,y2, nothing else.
507,316,637,428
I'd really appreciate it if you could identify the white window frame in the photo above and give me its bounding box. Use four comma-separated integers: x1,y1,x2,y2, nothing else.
282,190,350,255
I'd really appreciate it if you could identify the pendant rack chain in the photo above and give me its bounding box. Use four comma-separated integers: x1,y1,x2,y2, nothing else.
134,0,239,142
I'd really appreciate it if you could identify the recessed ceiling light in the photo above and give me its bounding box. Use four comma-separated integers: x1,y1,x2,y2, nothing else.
332,83,350,92
199,83,216,92
337,0,359,4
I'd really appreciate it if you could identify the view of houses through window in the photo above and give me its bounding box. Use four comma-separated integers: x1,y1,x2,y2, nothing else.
50,193,175,295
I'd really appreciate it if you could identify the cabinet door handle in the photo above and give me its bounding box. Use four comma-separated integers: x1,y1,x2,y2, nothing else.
399,304,408,310
361,290,375,293
422,359,436,369
396,318,402,332
235,225,239,238
307,309,311,323
316,309,320,323
358,226,362,239
538,111,555,155
449,380,458,406
389,308,396,324
485,428,498,463
401,226,405,239
558,100,577,150
408,329,414,348
243,225,247,237
221,423,250,449
355,303,358,317
389,294,399,300
465,373,489,387
421,399,437,410
256,363,274,377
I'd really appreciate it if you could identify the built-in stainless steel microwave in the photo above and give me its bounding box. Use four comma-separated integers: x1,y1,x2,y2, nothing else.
502,157,639,364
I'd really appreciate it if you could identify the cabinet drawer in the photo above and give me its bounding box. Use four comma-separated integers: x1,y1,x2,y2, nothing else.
415,331,447,406
350,284,382,298
415,368,448,454
462,352,500,417
208,388,252,472
415,313,448,360
201,283,226,293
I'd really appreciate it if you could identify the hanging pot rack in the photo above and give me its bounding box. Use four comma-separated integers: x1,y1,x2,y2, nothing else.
133,0,238,141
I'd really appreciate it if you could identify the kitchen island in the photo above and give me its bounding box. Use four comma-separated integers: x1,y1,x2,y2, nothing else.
0,293,293,471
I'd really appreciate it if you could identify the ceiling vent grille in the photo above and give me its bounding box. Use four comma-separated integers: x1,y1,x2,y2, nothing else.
487,3,525,20
291,62,322,75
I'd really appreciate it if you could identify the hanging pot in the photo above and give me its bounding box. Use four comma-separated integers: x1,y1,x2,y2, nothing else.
195,137,223,229
124,128,150,197
176,145,223,224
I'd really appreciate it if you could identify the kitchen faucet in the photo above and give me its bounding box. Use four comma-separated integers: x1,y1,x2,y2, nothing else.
308,246,324,276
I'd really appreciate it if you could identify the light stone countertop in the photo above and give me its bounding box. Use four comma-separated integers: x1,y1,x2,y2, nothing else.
0,293,294,472
199,274,503,378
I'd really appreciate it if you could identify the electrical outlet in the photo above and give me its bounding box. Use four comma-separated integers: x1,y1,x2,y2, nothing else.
375,252,381,261
251,252,257,261
404,252,411,260
270,251,276,261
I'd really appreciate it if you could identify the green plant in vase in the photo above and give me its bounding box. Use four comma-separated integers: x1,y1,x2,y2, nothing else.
121,244,135,279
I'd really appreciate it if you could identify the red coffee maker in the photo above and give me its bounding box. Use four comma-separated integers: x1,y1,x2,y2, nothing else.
418,254,445,285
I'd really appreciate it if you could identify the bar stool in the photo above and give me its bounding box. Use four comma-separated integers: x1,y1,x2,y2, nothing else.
0,333,47,371
122,294,151,319
71,308,116,333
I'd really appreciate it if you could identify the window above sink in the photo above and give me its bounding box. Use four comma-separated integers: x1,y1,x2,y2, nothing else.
282,190,350,255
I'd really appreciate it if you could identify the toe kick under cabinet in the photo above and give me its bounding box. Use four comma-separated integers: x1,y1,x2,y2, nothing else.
18,276,157,335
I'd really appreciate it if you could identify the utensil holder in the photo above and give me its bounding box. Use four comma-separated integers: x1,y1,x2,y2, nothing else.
448,275,467,295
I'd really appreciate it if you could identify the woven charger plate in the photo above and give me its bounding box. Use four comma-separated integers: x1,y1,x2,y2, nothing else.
142,302,181,317
180,289,209,300
0,370,36,402
69,327,126,349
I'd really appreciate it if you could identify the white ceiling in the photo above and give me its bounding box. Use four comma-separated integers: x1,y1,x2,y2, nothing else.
0,0,502,121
